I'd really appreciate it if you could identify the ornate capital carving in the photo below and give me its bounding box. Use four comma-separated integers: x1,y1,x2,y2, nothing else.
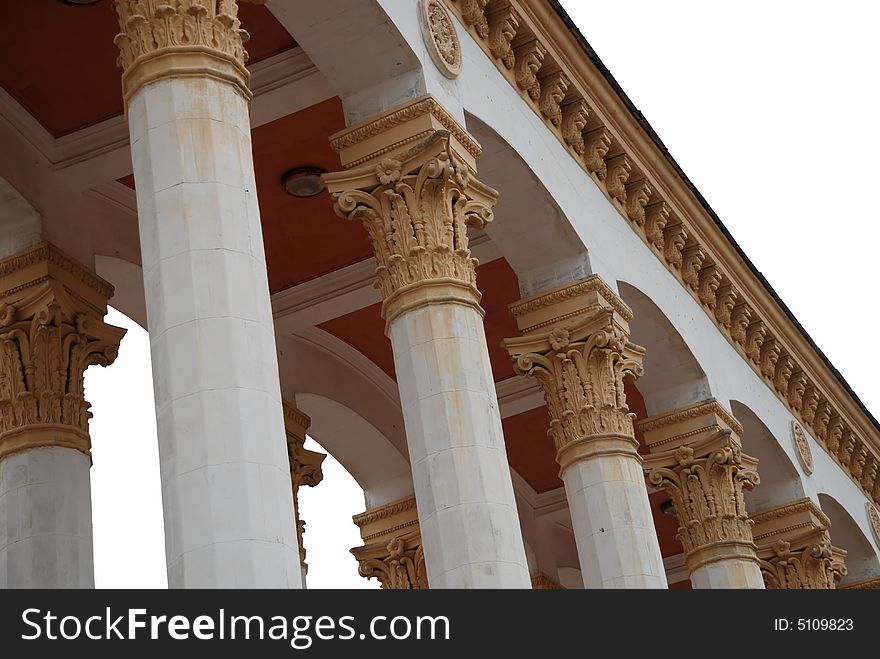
112,0,251,103
283,401,325,575
487,4,521,69
751,499,846,589
0,242,125,460
325,104,497,325
530,571,564,589
351,496,428,589
504,276,644,472
641,400,759,573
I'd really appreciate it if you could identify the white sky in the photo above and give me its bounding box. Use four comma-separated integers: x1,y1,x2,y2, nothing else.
84,1,879,588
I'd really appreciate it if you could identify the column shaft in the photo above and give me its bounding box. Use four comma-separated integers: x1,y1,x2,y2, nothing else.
113,1,301,587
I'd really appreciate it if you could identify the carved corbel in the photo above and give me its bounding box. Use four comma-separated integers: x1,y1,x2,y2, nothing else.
625,178,653,227
759,338,781,379
644,202,670,250
812,401,832,440
662,222,688,269
800,386,821,425
681,243,708,290
584,127,612,178
773,354,794,395
745,321,767,362
697,265,723,308
487,4,521,69
538,71,569,126
730,303,752,344
605,154,631,202
513,39,546,101
713,285,737,327
457,0,490,38
851,445,868,482
561,98,590,154
787,370,808,412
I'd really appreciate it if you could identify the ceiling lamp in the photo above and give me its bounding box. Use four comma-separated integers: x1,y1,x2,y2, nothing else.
281,167,326,198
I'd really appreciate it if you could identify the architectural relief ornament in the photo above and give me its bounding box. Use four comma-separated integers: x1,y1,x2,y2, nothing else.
751,499,846,589
441,0,880,510
112,0,252,102
645,435,760,571
324,129,497,325
283,401,325,575
0,243,125,460
868,502,880,547
504,276,645,471
419,0,462,78
351,496,428,589
791,421,814,476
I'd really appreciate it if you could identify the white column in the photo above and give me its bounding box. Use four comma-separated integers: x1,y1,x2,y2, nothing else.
0,448,93,589
390,302,530,588
323,97,531,588
562,452,666,588
114,1,301,588
504,276,668,588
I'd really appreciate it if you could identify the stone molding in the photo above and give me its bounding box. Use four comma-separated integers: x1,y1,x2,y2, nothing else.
840,576,880,590
503,276,645,472
283,400,325,575
751,498,847,589
112,0,252,103
0,242,125,461
351,496,428,589
642,406,760,574
324,113,497,326
444,0,880,508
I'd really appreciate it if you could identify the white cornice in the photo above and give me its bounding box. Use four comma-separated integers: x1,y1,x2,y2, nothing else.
511,470,567,517
86,181,138,217
664,553,689,584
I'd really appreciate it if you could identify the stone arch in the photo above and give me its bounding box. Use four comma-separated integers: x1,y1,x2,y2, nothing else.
817,494,880,584
730,401,804,512
465,113,593,296
617,281,711,415
276,330,412,509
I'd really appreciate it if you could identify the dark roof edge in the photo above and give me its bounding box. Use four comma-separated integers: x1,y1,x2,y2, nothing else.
548,0,879,433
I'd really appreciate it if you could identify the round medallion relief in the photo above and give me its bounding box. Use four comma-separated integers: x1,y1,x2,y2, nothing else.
419,0,462,78
791,421,814,475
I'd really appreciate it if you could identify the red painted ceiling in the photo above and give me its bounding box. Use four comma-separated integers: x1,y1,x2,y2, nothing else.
0,1,294,137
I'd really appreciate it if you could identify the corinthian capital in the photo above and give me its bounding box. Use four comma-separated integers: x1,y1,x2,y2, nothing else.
283,401,325,575
503,276,645,471
351,496,428,589
112,0,251,103
641,400,761,573
0,243,125,460
751,499,847,589
324,97,497,325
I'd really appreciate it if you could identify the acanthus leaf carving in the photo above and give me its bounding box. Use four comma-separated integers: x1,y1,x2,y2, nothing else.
773,354,794,395
730,303,752,345
487,5,520,69
584,127,612,179
681,243,707,290
605,154,631,203
759,536,846,589
561,99,590,155
644,202,670,250
713,285,737,327
697,265,723,309
787,371,808,412
513,39,546,101
663,222,687,269
538,71,569,126
456,0,490,38
625,178,653,227
745,321,767,362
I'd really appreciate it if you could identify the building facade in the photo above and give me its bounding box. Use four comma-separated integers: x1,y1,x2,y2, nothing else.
0,0,878,589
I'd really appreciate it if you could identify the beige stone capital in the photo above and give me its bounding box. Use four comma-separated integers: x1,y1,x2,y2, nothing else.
530,571,564,589
112,0,252,104
324,96,497,326
0,242,125,461
502,275,645,473
350,495,428,589
750,498,846,589
641,400,761,575
283,401,325,575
